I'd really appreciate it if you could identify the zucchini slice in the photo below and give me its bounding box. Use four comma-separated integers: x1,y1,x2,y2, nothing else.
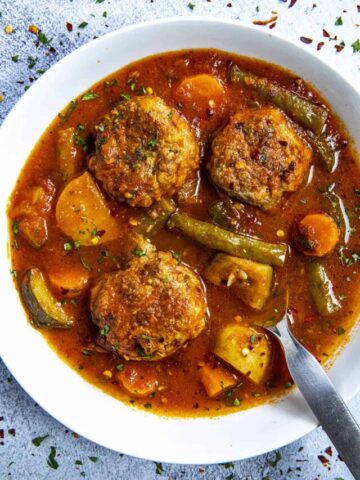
21,268,74,328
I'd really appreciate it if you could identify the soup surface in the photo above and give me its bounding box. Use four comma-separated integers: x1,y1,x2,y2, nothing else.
7,49,360,417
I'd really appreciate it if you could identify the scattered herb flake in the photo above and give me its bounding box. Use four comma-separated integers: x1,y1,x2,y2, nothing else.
188,2,195,10
351,39,360,53
89,456,98,463
155,462,164,474
82,91,98,101
63,242,72,251
11,55,19,62
32,434,49,447
100,324,110,336
132,246,147,257
116,364,124,371
337,326,345,335
47,446,59,470
267,450,282,468
38,32,52,45
335,16,343,26
143,402,152,409
78,22,89,29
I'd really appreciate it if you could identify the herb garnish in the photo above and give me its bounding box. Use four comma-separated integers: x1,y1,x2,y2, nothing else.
47,446,59,469
32,434,49,447
82,91,98,101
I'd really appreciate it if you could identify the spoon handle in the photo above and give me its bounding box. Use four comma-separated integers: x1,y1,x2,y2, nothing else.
272,320,360,480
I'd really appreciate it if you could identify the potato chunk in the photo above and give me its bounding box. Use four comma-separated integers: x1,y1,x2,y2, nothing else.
214,324,272,384
205,254,273,310
199,362,237,399
56,172,121,246
116,364,158,398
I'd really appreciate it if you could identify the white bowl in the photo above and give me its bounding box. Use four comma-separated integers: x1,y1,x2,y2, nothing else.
0,17,359,465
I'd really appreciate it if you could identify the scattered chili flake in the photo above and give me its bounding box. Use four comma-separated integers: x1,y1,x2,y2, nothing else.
269,22,277,29
323,29,330,38
300,36,313,44
317,41,325,50
318,454,329,465
289,0,297,7
352,39,360,52
0,430,4,439
32,434,49,447
8,429,15,436
4,25,13,34
325,446,333,456
66,22,73,32
227,2,232,6
253,15,278,26
72,432,79,438
335,41,345,52
28,24,39,34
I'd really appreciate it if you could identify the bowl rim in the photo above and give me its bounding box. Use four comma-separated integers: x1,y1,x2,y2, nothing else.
1,16,359,465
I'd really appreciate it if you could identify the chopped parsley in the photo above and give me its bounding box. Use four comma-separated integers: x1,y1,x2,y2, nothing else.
188,2,195,10
351,39,360,53
81,349,94,356
132,246,147,257
143,402,152,409
78,22,89,29
267,450,282,468
337,326,345,335
284,381,292,389
63,242,72,251
232,398,240,406
335,16,343,26
155,462,164,474
38,32,52,45
249,335,256,344
147,137,157,149
11,55,19,62
73,123,90,151
47,446,59,470
339,245,360,266
100,324,110,336
12,220,19,235
82,90,98,101
89,456,98,463
32,434,49,447
59,99,78,122
74,240,81,249
116,364,124,371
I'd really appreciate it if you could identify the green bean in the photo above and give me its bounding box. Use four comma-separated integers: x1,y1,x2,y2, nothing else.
230,65,328,135
136,198,176,237
168,212,287,267
208,201,237,231
311,134,338,172
306,260,341,315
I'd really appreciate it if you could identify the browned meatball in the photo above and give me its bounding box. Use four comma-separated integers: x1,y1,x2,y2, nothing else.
89,95,200,208
90,247,207,360
208,107,312,210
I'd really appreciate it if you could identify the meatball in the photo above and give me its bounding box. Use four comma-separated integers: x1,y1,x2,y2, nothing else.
90,248,207,360
89,95,200,208
208,107,312,210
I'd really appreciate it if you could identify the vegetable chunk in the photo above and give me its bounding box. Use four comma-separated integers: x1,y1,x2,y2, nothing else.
57,127,81,181
116,364,158,398
199,362,237,398
293,213,340,257
11,179,55,248
48,264,90,297
21,268,74,328
56,172,121,246
306,261,341,315
214,324,272,384
168,212,287,266
175,74,226,108
205,254,273,310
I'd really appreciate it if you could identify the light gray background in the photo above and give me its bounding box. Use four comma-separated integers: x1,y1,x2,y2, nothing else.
0,0,359,478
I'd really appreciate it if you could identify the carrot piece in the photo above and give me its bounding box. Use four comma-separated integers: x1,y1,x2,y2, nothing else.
175,74,225,109
47,264,90,297
198,362,237,399
116,364,158,398
293,213,340,257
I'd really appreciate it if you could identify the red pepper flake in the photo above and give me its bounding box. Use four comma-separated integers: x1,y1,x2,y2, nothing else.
8,428,16,436
66,22,73,32
289,0,297,7
335,42,345,52
198,467,205,473
317,41,325,50
253,15,278,26
357,5,360,12
325,446,333,456
72,432,79,439
226,2,232,6
269,22,277,29
0,430,4,439
300,36,313,44
318,455,329,465
323,28,330,38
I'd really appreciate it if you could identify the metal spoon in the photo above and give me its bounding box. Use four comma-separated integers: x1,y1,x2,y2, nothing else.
266,312,360,480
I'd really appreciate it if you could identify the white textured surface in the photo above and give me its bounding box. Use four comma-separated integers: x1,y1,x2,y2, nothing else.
0,0,359,478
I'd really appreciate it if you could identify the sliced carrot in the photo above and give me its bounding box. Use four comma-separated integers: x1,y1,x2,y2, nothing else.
198,362,237,399
293,213,340,257
175,74,225,109
47,264,90,297
116,364,158,398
